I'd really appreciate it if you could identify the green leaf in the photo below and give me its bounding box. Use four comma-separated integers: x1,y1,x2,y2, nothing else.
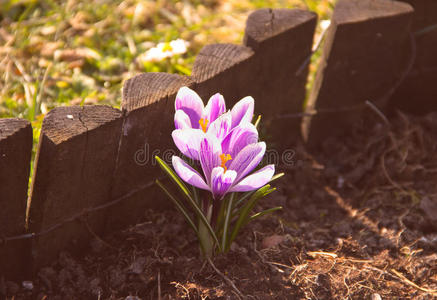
247,206,282,224
155,156,221,252
270,172,284,182
155,156,191,198
221,193,235,251
232,173,283,209
254,115,261,129
156,180,198,236
227,185,276,251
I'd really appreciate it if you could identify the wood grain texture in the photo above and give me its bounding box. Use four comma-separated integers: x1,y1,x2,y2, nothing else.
192,43,254,112
192,43,254,82
28,105,122,269
244,8,316,50
243,8,317,144
0,118,32,279
304,0,413,146
108,73,194,230
389,0,437,113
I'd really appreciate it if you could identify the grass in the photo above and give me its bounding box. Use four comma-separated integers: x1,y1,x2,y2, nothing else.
0,0,334,153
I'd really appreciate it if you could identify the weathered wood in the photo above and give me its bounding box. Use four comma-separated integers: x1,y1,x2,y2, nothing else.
108,73,193,230
192,43,254,105
0,118,32,279
28,105,122,269
389,0,437,113
243,8,317,144
303,0,414,146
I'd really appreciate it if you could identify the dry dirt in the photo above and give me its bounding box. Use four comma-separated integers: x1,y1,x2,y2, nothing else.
3,111,437,299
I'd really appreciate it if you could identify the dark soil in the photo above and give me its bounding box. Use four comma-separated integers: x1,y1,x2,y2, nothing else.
3,111,437,299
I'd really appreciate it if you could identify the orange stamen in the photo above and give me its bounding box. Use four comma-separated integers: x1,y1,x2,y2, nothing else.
220,153,232,172
199,118,209,133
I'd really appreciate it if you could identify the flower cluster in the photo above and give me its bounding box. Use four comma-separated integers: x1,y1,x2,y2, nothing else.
156,86,281,258
171,87,275,200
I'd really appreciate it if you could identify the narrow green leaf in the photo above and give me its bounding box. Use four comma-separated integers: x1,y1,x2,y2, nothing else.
232,190,255,210
247,206,282,223
185,192,222,252
270,172,284,182
221,193,235,251
232,173,283,210
156,180,198,235
254,115,261,129
227,185,276,251
155,156,221,252
155,156,191,198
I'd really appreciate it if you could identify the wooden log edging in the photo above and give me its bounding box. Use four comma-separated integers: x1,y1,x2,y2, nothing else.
0,119,33,279
302,0,414,146
28,105,123,269
4,7,318,278
107,73,194,230
389,0,437,113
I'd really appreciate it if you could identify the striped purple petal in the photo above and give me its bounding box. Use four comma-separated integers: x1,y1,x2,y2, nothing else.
199,134,222,185
228,142,266,183
171,128,204,160
174,110,192,129
172,156,209,190
229,165,275,192
175,87,204,128
231,96,254,129
204,93,226,124
221,122,258,159
210,167,237,200
207,111,232,140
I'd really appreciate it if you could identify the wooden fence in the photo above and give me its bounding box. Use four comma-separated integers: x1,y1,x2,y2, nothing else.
1,0,435,280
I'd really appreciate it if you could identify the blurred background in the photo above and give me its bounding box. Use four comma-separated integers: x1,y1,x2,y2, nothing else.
0,0,334,147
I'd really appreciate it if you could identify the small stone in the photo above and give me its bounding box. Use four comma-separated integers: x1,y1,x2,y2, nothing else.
125,296,142,300
22,281,33,290
371,293,382,300
262,235,287,249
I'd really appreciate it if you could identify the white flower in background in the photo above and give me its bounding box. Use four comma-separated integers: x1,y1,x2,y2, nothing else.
137,39,189,63
320,20,331,31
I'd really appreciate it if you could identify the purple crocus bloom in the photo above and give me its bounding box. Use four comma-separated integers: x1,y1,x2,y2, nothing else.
172,126,274,200
174,86,254,132
172,87,255,160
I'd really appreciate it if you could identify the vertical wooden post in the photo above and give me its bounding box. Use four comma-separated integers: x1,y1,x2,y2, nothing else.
0,119,32,279
303,0,414,145
28,105,122,269
107,73,193,230
389,0,437,113
192,43,254,107
243,8,317,144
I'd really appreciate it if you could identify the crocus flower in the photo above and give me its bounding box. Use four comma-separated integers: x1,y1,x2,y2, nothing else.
174,87,254,132
172,87,255,160
172,127,274,200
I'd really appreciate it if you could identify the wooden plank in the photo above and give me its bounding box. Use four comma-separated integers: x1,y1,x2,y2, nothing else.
389,0,437,113
107,73,193,230
192,43,254,106
243,8,316,144
0,118,32,280
28,105,122,269
303,0,414,146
